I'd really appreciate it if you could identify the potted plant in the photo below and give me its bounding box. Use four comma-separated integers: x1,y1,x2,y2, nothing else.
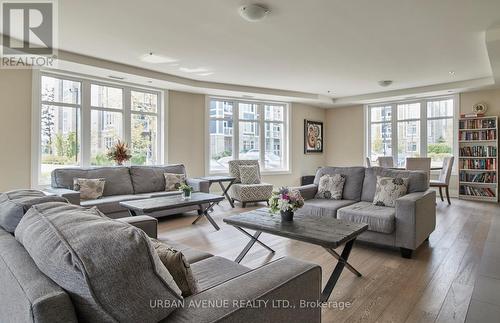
107,140,132,166
178,182,193,200
268,187,305,222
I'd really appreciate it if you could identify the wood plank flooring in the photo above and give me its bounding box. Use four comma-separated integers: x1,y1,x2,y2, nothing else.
156,198,499,323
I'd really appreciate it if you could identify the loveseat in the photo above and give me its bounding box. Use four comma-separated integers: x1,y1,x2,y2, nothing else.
45,164,209,218
294,166,436,258
0,197,322,323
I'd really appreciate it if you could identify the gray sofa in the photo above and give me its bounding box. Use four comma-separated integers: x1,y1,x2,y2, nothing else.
0,202,322,323
295,166,436,258
45,164,210,218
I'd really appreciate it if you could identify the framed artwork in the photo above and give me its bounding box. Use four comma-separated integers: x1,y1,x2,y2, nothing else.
304,120,323,153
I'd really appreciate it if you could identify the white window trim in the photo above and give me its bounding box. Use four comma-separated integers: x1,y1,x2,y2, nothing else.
204,95,291,176
31,69,166,188
364,94,459,173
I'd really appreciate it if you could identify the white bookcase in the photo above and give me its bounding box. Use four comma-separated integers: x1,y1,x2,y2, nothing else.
458,116,498,202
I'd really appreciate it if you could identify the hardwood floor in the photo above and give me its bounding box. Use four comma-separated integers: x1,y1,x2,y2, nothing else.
156,198,499,323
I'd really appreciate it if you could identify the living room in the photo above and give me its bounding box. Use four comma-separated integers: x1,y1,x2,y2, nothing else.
1,1,500,322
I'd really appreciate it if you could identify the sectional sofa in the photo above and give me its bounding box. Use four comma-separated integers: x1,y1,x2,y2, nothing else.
0,198,322,323
295,166,436,258
45,164,209,218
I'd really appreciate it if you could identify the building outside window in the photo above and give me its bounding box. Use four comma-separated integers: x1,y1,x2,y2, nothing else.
366,96,457,168
208,98,289,173
35,73,162,185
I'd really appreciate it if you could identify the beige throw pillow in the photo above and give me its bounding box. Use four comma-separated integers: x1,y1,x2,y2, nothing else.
150,238,199,297
73,178,105,200
239,165,261,184
373,176,409,207
316,174,346,200
164,173,186,191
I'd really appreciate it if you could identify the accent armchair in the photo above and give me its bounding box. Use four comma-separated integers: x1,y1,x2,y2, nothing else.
228,160,273,207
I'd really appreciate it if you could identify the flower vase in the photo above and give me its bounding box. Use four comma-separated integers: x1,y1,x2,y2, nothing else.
280,210,294,222
182,190,192,200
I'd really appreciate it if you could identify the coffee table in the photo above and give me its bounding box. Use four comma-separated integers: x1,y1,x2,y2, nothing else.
120,192,225,231
197,175,236,208
223,208,368,302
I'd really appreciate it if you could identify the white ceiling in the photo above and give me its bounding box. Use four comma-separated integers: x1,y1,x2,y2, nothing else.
57,0,500,104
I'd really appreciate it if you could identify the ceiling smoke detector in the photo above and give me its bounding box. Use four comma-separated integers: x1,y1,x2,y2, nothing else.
239,4,270,22
378,80,393,87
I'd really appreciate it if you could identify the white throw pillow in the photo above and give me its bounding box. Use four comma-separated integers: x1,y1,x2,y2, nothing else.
315,174,346,200
164,173,186,191
373,176,409,207
73,178,105,200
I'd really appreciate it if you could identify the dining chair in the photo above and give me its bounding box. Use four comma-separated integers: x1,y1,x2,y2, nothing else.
406,157,431,185
377,156,394,168
366,157,372,167
430,157,454,205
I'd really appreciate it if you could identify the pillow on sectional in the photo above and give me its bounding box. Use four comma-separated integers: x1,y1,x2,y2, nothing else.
73,178,105,199
0,189,68,233
315,174,346,200
164,173,186,191
373,176,409,207
239,165,261,184
150,238,199,297
15,202,182,323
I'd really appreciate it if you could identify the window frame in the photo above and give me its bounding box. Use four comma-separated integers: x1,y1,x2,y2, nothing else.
364,94,459,172
32,70,165,187
205,96,291,175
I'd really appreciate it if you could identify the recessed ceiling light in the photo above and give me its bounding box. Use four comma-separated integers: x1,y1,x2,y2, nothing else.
239,4,270,22
378,80,393,87
140,52,177,64
179,67,209,73
449,71,456,76
108,75,125,80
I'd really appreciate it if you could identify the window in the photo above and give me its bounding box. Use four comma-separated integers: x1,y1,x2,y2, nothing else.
366,96,457,169
208,98,289,173
40,75,81,184
36,73,162,185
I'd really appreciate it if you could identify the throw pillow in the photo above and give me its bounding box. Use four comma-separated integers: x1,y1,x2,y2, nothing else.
239,165,261,184
373,176,409,207
15,202,182,322
73,178,105,200
164,173,186,191
150,238,199,297
0,190,68,233
316,174,346,200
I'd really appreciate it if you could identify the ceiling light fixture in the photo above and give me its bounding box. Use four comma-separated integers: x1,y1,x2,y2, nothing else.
449,71,456,76
239,4,270,22
378,80,393,87
140,52,177,64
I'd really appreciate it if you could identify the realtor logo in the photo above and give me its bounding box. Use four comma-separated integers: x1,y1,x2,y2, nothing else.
1,1,57,68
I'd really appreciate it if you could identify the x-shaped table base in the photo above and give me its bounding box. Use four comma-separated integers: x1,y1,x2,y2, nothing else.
192,201,221,231
233,227,361,302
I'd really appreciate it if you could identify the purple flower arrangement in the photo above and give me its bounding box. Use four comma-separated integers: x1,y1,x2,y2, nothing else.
269,187,305,214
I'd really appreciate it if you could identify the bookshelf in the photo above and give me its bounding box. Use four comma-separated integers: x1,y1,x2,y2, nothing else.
458,115,498,202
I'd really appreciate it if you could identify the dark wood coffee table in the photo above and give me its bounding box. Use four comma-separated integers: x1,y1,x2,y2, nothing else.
223,208,368,302
120,192,225,230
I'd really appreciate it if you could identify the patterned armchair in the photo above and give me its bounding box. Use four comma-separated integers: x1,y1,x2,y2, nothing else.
228,160,274,208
